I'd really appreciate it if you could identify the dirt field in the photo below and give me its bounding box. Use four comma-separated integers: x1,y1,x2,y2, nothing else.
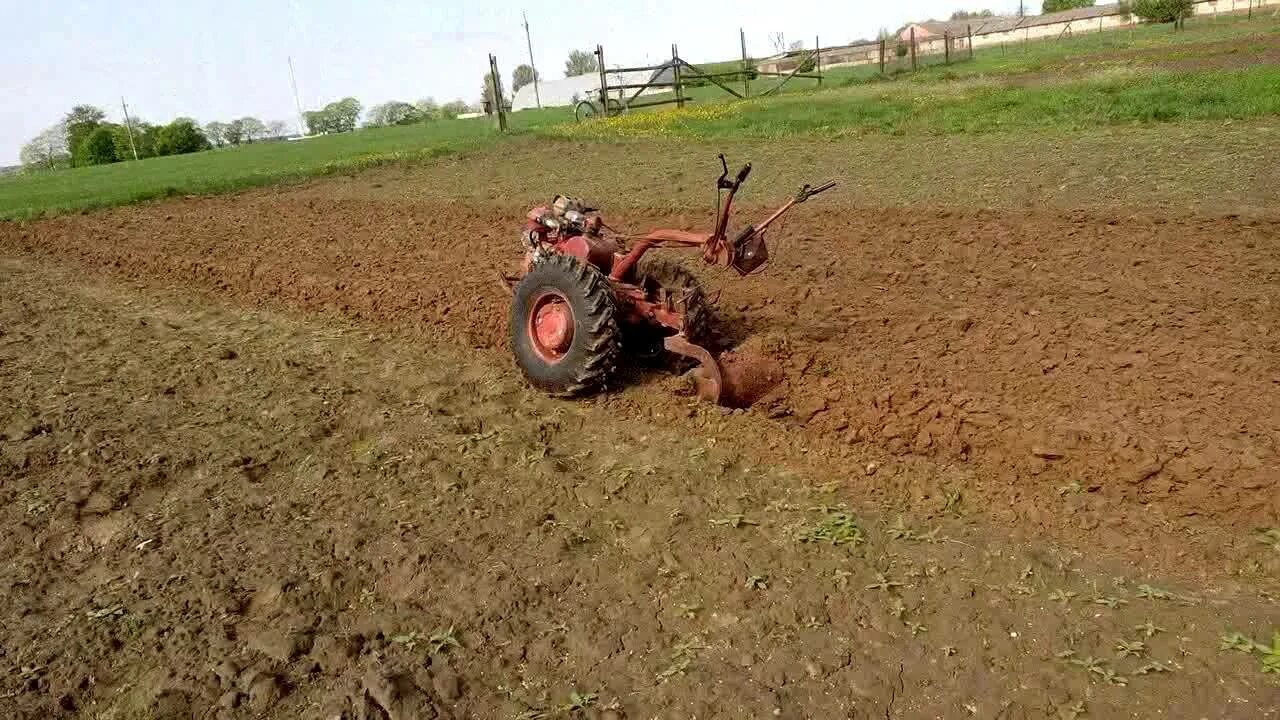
2,136,1279,718
2,257,1277,720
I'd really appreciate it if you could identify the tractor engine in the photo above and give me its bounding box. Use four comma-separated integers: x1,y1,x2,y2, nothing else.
522,195,620,275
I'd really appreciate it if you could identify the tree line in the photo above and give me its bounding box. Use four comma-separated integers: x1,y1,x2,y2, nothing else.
361,98,475,128
19,104,296,171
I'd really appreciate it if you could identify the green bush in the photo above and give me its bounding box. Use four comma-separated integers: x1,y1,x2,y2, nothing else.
75,126,120,166
155,119,211,156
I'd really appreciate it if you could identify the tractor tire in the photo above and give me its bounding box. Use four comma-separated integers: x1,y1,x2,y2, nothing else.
510,253,621,396
626,256,713,360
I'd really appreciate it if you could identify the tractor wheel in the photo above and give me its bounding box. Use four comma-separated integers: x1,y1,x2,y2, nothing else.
510,253,621,396
626,256,713,360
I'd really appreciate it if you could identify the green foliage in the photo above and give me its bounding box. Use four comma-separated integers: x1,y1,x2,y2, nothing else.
1123,0,1193,22
204,121,228,148
951,9,995,18
895,40,909,58
155,118,211,156
305,97,363,134
0,107,570,219
63,104,108,167
439,100,471,119
564,49,598,77
110,123,149,160
366,101,423,127
415,98,440,120
1043,0,1095,12
797,511,865,546
75,125,120,166
512,64,538,93
237,117,267,143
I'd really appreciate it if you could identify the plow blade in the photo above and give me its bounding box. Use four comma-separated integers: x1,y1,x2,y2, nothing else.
664,335,783,408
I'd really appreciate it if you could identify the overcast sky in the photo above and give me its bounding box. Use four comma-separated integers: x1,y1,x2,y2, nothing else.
1,0,1024,165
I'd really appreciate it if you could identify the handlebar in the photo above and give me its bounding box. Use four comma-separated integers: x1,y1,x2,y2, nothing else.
716,154,752,191
794,180,836,203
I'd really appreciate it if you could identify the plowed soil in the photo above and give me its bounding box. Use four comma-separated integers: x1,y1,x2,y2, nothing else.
2,256,1277,720
3,182,1277,563
2,140,1279,718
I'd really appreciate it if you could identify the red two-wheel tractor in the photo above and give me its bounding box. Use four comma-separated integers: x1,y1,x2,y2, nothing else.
500,154,834,407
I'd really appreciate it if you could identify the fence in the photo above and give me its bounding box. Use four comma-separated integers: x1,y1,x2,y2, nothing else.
487,0,1279,130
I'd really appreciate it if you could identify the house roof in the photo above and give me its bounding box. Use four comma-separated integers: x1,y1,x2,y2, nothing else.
899,4,1127,38
1021,3,1123,27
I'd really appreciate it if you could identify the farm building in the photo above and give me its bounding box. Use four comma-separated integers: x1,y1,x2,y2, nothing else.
512,64,676,111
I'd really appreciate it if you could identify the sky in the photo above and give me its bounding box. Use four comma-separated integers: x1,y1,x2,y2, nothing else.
1,0,1025,165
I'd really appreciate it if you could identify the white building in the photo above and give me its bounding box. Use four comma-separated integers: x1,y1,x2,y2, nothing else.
512,65,676,111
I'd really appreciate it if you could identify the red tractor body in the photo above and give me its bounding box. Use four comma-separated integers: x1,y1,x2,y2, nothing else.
502,155,834,406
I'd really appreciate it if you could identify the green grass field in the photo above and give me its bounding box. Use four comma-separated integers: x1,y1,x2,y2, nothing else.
2,12,1277,221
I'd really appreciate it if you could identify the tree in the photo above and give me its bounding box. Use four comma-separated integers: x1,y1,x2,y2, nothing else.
110,122,152,160
19,124,70,170
302,98,361,134
327,98,362,132
439,100,470,120
63,104,107,167
365,101,421,127
769,32,787,54
224,119,245,145
303,110,327,135
1042,0,1093,12
415,98,440,120
1122,0,1193,24
512,64,538,93
564,49,598,77
951,9,996,19
266,120,290,138
205,121,229,148
238,117,267,143
155,118,210,156
141,125,163,157
788,39,805,51
75,125,120,166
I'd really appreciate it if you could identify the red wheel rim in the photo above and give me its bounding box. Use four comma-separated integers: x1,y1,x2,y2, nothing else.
527,290,574,362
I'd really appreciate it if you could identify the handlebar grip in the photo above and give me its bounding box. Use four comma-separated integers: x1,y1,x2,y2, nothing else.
736,163,752,183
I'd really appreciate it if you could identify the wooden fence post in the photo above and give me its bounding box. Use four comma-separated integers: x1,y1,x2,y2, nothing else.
879,36,886,74
910,26,917,71
596,45,608,111
945,31,951,64
488,54,507,132
740,28,750,98
968,24,974,60
815,35,822,87
672,44,684,109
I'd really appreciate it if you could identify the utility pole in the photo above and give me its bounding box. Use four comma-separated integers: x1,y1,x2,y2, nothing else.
288,56,305,136
120,97,139,161
522,11,541,109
